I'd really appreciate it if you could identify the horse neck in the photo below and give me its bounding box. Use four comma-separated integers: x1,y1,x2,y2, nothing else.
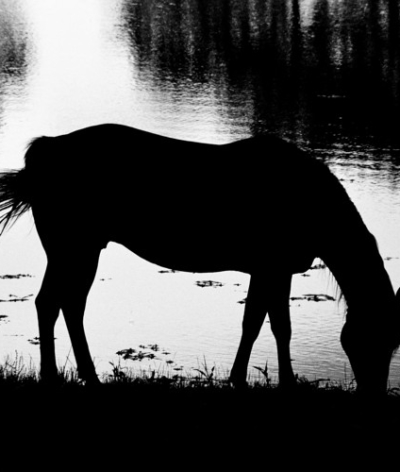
311,162,395,316
322,222,394,317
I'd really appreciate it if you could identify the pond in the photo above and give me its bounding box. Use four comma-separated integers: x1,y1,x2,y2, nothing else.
0,0,399,386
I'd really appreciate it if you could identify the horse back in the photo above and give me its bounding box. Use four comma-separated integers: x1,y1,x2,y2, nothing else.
25,125,343,272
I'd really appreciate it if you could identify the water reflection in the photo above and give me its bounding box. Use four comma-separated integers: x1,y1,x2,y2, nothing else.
1,0,399,147
122,0,400,146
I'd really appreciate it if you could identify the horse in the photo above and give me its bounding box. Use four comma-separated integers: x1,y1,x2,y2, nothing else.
0,124,399,393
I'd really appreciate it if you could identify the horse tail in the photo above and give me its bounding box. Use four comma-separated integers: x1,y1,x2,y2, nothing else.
0,167,31,235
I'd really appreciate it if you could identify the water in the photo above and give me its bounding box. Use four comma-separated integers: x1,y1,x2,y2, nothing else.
0,0,400,386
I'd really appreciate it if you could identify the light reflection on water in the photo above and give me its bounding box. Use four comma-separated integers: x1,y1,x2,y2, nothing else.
0,0,399,386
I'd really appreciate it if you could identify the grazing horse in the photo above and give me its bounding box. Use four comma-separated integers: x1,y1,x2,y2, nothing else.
0,124,399,393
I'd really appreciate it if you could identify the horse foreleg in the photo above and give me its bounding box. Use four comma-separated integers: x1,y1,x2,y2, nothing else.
230,273,269,387
230,271,296,389
60,249,101,385
267,272,296,389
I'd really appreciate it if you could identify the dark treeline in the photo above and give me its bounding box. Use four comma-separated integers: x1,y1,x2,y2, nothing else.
123,0,400,145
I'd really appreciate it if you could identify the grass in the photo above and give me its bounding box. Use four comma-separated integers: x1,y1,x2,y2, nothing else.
0,356,399,466
0,352,399,397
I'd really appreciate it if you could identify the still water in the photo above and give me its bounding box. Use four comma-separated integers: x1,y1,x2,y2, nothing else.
0,0,400,385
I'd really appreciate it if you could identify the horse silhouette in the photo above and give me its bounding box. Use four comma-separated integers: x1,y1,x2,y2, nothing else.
0,124,399,393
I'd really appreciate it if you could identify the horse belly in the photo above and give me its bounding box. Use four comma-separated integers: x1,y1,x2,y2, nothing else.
113,221,250,273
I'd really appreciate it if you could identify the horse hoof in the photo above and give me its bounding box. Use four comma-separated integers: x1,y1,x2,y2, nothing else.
229,376,248,389
83,376,102,387
39,373,64,387
277,377,298,392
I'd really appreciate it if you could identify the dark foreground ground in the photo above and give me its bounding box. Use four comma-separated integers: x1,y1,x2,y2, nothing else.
1,366,399,468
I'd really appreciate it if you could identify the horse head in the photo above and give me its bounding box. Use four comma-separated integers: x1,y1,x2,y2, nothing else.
341,288,400,395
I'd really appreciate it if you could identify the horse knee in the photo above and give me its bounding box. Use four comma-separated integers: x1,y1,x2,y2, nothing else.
269,311,292,342
35,289,60,326
241,310,266,343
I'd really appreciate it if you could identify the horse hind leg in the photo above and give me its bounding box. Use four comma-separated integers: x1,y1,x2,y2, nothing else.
59,247,102,385
35,262,62,383
37,246,101,385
